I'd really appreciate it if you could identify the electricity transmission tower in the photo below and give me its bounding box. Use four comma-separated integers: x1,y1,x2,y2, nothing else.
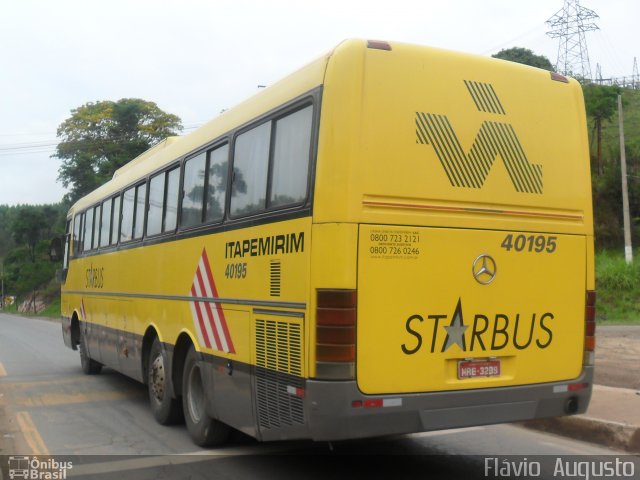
546,0,599,79
595,63,603,84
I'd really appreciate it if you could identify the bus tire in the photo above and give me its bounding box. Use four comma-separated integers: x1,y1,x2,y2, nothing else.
182,345,230,447
148,338,183,425
79,327,102,375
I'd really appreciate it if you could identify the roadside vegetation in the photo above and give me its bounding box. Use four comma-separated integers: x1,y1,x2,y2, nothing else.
595,250,640,324
0,204,66,314
0,99,182,316
588,88,640,323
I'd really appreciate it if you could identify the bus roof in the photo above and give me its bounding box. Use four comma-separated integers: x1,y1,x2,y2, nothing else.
69,44,335,214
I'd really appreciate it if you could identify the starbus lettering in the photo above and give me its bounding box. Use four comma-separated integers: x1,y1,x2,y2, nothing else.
225,232,304,259
400,298,553,355
85,264,104,289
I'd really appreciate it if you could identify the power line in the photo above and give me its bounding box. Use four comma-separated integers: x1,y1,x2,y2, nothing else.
481,24,548,56
0,149,57,157
0,121,202,142
0,122,204,157
0,141,59,151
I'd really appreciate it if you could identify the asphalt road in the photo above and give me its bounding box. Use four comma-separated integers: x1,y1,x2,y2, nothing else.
0,313,637,480
593,325,640,390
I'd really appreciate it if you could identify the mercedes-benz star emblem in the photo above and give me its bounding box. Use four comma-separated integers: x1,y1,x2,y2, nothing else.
472,254,497,285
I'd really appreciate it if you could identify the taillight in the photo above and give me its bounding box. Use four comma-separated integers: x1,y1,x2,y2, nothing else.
315,289,356,380
584,290,596,365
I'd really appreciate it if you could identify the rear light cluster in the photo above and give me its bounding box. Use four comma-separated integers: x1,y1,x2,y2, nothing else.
584,290,596,366
315,289,356,380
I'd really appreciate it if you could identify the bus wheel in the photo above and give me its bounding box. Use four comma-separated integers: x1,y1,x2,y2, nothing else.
182,345,230,447
79,328,102,375
148,338,183,425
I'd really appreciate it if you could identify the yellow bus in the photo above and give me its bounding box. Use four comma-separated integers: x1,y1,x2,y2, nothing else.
59,39,596,447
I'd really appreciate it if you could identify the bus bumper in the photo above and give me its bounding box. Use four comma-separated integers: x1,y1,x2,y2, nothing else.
303,367,593,441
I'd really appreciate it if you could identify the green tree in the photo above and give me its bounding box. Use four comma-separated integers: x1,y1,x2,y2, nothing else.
582,84,622,175
11,205,47,262
492,47,554,71
4,242,57,312
0,205,17,259
54,98,183,203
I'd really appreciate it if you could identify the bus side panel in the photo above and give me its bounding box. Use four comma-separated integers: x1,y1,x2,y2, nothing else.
251,310,308,441
206,309,256,438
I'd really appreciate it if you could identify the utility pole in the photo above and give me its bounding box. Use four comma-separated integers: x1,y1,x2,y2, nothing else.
618,94,633,264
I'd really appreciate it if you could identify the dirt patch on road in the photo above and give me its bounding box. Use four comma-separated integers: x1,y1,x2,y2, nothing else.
594,326,640,390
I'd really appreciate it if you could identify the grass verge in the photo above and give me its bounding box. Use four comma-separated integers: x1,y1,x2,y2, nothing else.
595,250,640,324
37,296,61,318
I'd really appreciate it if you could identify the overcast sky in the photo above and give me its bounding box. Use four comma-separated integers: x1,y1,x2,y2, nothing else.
1,0,637,206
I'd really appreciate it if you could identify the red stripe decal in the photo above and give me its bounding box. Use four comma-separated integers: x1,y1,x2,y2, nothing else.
201,249,235,353
191,285,211,348
196,267,223,351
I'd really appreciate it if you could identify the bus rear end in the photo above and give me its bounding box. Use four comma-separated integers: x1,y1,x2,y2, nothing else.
306,40,594,440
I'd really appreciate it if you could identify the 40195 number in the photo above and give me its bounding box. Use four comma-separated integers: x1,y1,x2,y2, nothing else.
501,234,557,253
225,262,247,279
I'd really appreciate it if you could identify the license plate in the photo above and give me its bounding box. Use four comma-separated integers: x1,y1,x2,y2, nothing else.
457,359,501,379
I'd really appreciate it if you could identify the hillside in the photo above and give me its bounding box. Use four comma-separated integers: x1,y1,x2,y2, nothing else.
589,87,640,250
599,88,640,166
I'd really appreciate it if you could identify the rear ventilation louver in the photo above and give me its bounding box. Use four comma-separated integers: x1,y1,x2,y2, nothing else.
255,318,304,429
270,260,281,297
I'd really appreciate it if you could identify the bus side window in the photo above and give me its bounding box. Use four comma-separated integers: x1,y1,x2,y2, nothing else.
181,152,206,228
83,208,94,252
62,219,71,271
78,213,85,253
270,105,313,208
111,195,121,245
92,205,101,250
147,173,164,236
231,122,271,216
205,144,228,223
100,198,112,247
164,167,179,232
121,187,135,242
73,214,82,256
133,183,147,240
